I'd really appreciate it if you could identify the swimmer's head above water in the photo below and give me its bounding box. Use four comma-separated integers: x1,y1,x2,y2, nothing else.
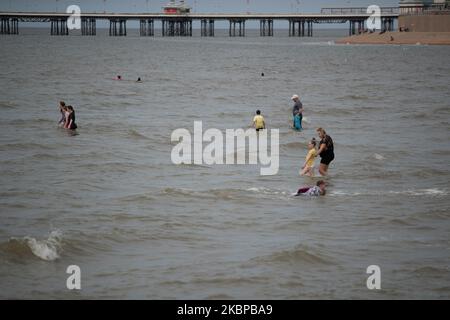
296,180,327,197
316,180,327,195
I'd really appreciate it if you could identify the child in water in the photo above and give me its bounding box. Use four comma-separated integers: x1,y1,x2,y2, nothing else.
295,180,327,197
253,110,266,132
300,138,317,177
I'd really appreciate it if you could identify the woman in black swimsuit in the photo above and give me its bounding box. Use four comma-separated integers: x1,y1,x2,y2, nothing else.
316,128,334,176
65,105,77,130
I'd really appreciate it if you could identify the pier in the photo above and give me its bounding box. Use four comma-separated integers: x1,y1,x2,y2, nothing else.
0,7,399,37
0,17,19,35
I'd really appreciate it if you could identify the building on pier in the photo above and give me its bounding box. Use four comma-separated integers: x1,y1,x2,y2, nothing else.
399,0,450,31
399,0,449,14
163,0,191,15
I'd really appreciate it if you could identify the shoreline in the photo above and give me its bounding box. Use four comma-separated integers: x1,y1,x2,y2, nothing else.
336,31,450,45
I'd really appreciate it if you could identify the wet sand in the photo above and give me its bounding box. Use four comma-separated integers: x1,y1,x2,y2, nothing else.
336,32,450,45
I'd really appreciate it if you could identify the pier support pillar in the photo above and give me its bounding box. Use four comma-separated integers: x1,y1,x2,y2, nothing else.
260,19,273,37
12,18,18,35
51,18,68,36
388,18,394,31
0,18,18,35
290,20,297,37
208,19,215,37
109,19,127,36
380,18,394,32
307,20,313,37
349,20,359,36
81,18,96,36
290,20,312,37
289,20,299,37
140,19,154,36
229,19,246,37
162,19,192,37
360,19,366,33
201,19,215,37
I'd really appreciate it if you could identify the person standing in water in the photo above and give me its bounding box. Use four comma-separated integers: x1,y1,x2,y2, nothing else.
58,101,67,127
291,95,303,131
300,138,318,177
64,106,77,130
253,110,266,132
316,128,334,176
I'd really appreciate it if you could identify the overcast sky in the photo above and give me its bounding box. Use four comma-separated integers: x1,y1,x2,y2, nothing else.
1,0,400,13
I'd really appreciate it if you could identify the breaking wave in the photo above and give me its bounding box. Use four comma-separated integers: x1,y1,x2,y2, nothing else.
1,230,63,261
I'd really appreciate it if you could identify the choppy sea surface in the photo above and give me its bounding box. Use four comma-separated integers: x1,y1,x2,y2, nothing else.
0,28,449,299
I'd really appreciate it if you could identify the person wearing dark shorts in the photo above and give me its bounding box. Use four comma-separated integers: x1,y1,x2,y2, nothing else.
316,128,334,176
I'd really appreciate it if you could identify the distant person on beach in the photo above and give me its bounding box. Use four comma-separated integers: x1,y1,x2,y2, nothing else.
64,105,77,130
291,95,303,131
300,138,318,177
253,110,266,132
58,101,67,127
316,128,334,176
295,180,327,196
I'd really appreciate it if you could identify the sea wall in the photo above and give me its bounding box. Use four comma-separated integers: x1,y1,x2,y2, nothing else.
399,14,450,32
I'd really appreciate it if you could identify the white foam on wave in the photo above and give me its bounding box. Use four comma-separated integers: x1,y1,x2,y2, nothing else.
373,153,386,161
389,189,447,196
329,190,363,197
330,188,447,197
23,230,63,261
246,187,290,196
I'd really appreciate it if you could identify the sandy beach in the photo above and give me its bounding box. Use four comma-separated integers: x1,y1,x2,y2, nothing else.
336,31,450,45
